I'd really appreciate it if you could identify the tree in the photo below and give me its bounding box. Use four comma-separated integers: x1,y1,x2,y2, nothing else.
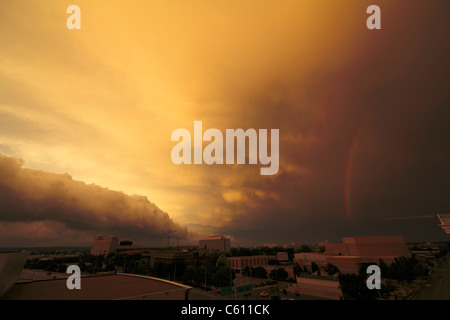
252,266,268,279
183,266,196,283
338,273,378,300
190,266,215,288
268,258,279,265
380,280,397,299
170,257,187,281
324,263,340,276
375,256,427,283
207,255,219,270
235,247,251,257
216,254,228,268
270,267,288,281
152,261,170,278
212,266,234,287
299,245,312,253
56,263,67,273
435,243,450,259
286,248,294,260
134,259,150,275
378,259,390,278
293,263,302,276
105,253,125,269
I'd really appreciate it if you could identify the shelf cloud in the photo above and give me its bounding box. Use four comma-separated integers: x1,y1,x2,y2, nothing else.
0,153,189,246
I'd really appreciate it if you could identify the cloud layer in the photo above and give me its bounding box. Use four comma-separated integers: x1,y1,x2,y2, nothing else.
0,154,189,246
1,1,450,246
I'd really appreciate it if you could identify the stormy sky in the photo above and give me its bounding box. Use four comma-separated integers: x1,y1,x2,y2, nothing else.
1,1,449,247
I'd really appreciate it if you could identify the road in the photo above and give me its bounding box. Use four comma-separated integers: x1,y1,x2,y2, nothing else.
412,255,450,300
188,277,324,301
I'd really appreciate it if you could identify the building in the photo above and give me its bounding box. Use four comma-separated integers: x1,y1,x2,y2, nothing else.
323,236,411,257
120,239,133,246
90,234,119,256
149,250,195,268
116,239,143,253
288,277,343,300
199,235,230,252
294,236,411,274
437,214,450,234
227,255,273,273
1,273,192,300
277,252,289,262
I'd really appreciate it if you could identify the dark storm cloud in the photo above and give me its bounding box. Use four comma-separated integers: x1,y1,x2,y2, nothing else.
1,1,449,247
0,153,189,245
200,1,450,245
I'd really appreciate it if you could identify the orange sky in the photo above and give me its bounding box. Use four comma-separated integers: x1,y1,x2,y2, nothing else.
1,1,450,246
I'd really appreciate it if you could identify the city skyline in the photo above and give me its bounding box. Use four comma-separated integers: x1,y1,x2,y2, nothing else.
1,1,450,247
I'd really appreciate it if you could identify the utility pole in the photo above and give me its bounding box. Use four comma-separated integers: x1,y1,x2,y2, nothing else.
275,264,280,299
173,261,177,282
230,267,236,299
168,230,172,248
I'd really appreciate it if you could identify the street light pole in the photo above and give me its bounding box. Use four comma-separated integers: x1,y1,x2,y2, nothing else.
173,261,177,282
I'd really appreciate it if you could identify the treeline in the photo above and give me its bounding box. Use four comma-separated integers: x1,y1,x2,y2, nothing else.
229,245,312,260
378,256,429,282
25,257,75,273
180,254,235,288
24,252,148,274
3,247,90,255
23,252,238,290
338,255,430,300
435,243,450,259
241,265,293,282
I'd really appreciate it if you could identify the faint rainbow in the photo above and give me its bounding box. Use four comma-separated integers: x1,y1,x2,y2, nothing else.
344,126,362,221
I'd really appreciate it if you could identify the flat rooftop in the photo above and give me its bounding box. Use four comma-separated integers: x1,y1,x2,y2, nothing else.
437,214,450,234
1,273,191,300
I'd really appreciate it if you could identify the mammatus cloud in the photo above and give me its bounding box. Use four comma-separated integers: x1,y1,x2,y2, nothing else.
0,153,191,246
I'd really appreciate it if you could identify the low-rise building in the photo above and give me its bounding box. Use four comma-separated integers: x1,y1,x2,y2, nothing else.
277,252,289,262
149,250,195,268
227,255,273,273
289,277,343,300
1,273,192,300
90,234,119,256
437,214,450,234
199,235,230,253
294,236,411,274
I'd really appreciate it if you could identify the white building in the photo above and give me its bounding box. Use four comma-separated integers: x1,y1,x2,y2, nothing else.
90,234,119,256
227,255,273,273
294,236,411,274
199,235,230,252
